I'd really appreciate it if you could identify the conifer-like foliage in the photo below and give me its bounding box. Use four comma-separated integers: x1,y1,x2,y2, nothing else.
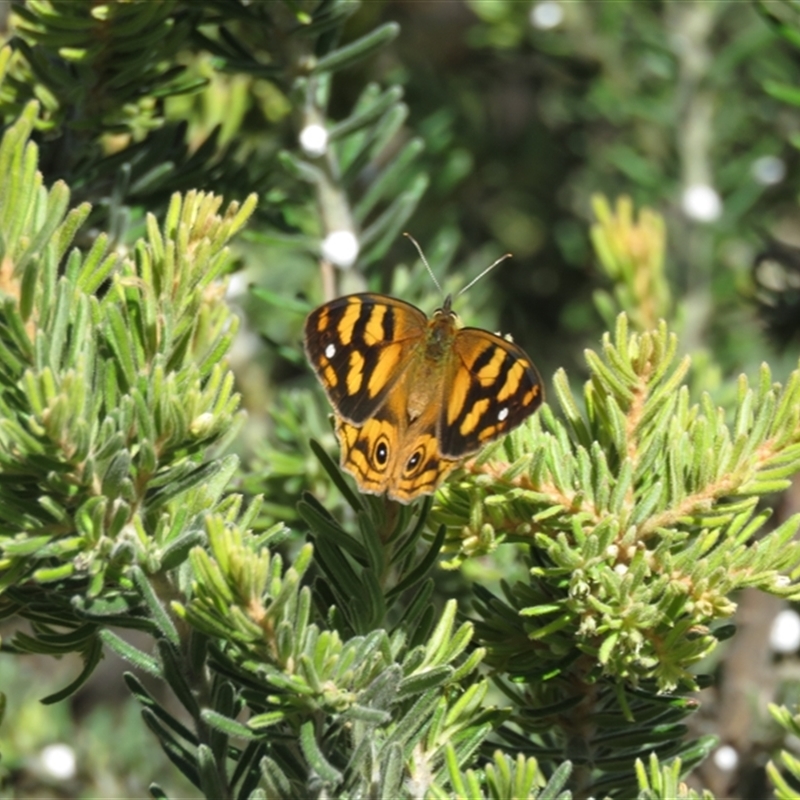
1,3,800,800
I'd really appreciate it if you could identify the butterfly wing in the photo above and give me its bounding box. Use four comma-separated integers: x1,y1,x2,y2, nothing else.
336,393,460,505
304,293,428,424
438,327,543,458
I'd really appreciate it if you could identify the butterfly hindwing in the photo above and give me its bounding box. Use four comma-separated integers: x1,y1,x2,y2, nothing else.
304,293,428,424
336,398,460,504
438,327,543,458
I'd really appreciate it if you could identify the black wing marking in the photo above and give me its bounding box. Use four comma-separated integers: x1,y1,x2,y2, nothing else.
304,293,428,424
438,328,543,458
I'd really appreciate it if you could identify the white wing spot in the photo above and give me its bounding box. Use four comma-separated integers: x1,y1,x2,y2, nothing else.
498,407,509,422
325,343,336,359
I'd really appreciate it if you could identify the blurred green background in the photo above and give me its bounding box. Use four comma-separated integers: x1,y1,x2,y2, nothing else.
2,0,800,797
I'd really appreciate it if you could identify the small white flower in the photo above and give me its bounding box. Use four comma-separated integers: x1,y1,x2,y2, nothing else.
770,608,800,653
681,184,722,223
713,744,738,772
751,155,786,186
225,271,248,299
614,563,628,576
530,2,563,30
40,743,77,780
322,230,359,268
299,124,328,157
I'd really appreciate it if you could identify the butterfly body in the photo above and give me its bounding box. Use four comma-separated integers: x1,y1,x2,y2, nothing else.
304,292,542,504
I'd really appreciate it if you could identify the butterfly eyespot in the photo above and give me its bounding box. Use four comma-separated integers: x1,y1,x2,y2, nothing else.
373,435,390,467
405,448,424,474
325,343,336,358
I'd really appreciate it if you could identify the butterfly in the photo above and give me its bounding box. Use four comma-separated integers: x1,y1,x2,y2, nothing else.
304,292,543,504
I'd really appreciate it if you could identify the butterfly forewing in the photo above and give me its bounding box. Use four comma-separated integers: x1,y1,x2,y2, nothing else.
438,328,543,458
304,293,428,424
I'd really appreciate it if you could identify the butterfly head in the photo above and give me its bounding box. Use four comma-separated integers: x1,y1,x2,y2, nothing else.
428,294,462,354
433,294,455,318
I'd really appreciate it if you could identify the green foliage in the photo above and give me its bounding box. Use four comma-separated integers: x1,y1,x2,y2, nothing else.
429,751,573,800
0,0,416,247
0,96,255,641
767,702,800,799
635,753,715,800
4,2,203,133
590,196,671,333
0,653,198,798
437,312,800,682
398,0,800,378
423,292,800,794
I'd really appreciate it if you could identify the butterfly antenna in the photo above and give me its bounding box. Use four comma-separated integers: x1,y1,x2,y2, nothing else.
456,252,513,298
403,232,444,300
